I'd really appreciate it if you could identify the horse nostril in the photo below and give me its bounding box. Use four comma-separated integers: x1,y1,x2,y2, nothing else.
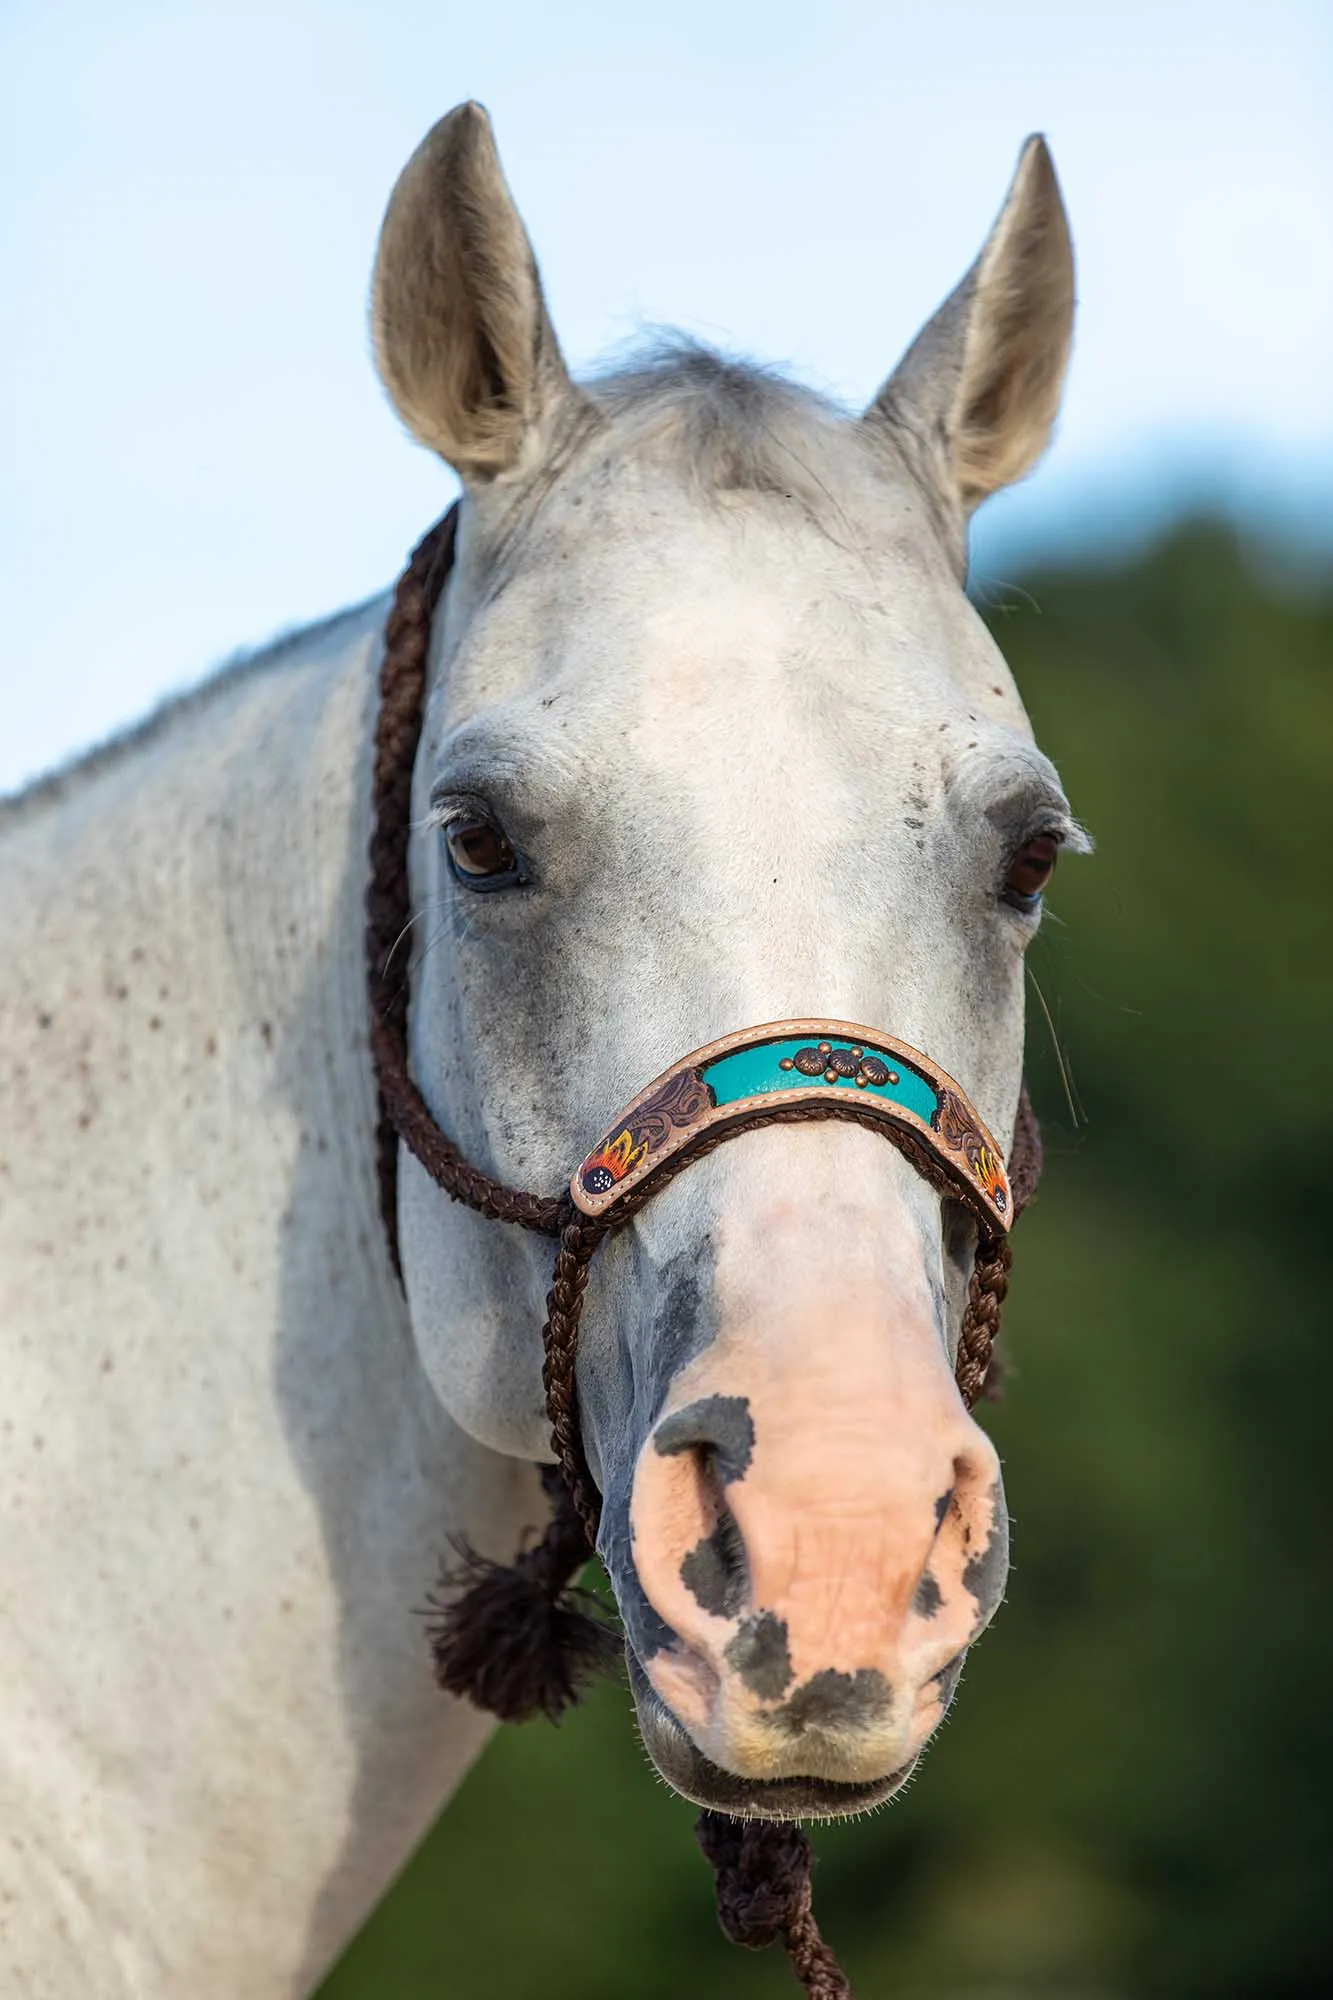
931,1448,1009,1633
653,1394,756,1483
644,1400,756,1632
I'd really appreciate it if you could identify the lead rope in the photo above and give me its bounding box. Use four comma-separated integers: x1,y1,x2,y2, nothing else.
369,510,1043,1999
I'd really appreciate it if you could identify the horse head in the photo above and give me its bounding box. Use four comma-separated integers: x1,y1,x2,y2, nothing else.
371,102,1082,1819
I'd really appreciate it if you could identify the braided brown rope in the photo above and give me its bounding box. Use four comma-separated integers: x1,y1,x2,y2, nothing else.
366,507,564,1267
540,1212,609,1546
368,510,1045,2000
697,1814,852,2000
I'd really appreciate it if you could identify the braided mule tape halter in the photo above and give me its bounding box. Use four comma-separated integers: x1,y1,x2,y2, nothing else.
367,507,1036,1543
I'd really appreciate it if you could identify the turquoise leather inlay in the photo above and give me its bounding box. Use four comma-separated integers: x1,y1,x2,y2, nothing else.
701,1037,939,1126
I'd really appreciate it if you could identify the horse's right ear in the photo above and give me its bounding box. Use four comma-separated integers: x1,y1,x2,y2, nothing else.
372,103,594,483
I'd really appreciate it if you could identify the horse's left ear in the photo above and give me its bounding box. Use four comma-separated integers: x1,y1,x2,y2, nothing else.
865,136,1074,522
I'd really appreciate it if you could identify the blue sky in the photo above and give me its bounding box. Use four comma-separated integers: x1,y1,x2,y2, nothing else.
2,0,1330,792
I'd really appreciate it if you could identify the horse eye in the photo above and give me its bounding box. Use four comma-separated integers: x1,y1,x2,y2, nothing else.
1003,832,1060,910
442,815,521,888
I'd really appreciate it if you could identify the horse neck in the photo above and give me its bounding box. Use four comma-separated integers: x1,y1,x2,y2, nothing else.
0,604,540,1995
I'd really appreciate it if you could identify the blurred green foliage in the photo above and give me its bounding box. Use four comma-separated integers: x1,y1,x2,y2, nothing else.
320,523,1332,1999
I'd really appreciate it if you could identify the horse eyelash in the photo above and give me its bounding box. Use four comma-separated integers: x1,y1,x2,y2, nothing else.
418,796,485,834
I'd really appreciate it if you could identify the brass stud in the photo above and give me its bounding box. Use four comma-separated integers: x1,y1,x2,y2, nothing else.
855,1075,869,1087
779,1057,794,1071
887,1071,900,1085
824,1069,838,1083
817,1041,831,1053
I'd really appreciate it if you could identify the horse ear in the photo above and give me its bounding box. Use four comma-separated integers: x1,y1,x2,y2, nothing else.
372,102,592,482
866,136,1074,520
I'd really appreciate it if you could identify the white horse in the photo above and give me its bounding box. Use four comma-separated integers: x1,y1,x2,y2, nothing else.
0,103,1080,1995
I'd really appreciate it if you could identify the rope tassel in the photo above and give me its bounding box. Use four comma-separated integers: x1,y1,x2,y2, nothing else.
425,1470,619,1725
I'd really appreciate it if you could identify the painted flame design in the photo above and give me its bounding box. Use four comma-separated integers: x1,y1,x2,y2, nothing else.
974,1144,1009,1210
582,1126,649,1187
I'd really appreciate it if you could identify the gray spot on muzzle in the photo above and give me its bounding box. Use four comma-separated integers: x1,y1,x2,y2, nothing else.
962,1486,1010,1623
777,1667,891,1736
654,1394,755,1484
648,1252,711,1386
577,1237,720,1667
931,1651,966,1711
913,1569,944,1618
724,1610,793,1699
680,1510,748,1619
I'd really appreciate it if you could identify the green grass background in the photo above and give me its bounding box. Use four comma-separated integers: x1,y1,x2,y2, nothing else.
320,523,1333,1999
